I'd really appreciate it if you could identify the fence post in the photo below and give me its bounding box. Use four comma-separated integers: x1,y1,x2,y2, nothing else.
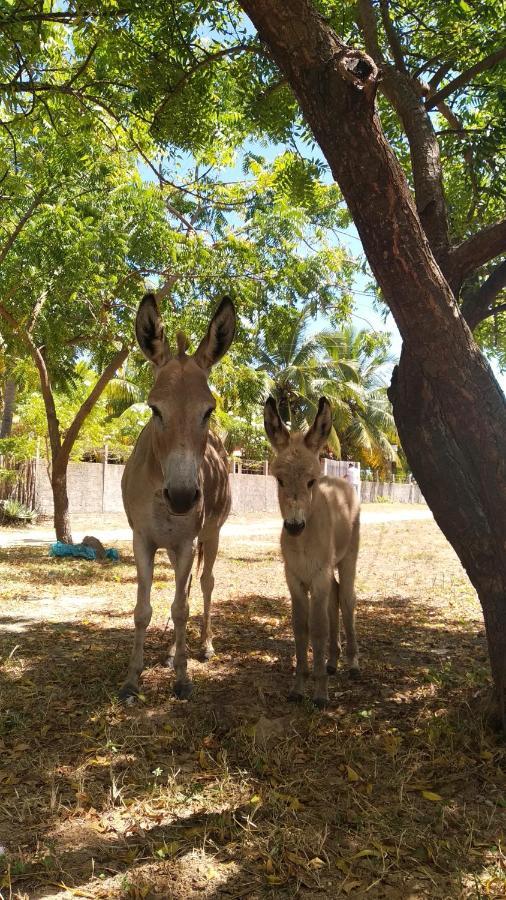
34,438,41,511
102,442,109,513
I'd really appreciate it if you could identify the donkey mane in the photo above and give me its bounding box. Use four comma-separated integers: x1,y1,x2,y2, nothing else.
176,330,190,358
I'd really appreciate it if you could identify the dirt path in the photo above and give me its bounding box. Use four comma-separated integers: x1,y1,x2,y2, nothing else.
0,503,432,549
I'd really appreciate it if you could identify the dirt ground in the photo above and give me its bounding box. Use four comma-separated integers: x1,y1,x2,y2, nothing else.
0,509,504,899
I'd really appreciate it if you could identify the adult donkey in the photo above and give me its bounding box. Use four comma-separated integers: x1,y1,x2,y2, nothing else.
264,396,360,708
120,293,236,702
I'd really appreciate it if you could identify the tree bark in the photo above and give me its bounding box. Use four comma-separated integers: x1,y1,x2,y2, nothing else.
49,347,129,543
0,378,17,437
461,260,506,329
52,465,73,544
239,0,506,725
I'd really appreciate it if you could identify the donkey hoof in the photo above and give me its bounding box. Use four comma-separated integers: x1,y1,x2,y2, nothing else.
174,680,193,700
119,683,138,703
202,647,215,662
287,691,304,704
313,696,329,710
326,664,337,675
349,667,361,681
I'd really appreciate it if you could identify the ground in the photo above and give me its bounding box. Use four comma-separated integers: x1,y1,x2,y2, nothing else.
0,506,504,899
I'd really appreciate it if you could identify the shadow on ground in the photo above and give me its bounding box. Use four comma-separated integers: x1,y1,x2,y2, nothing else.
0,580,502,899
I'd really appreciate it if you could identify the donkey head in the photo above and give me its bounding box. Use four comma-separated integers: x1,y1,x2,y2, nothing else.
136,293,236,515
264,396,333,535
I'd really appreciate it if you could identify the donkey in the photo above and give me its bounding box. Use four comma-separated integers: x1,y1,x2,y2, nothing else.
264,396,360,708
120,292,236,702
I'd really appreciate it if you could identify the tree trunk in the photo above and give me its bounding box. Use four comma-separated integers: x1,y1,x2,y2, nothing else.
239,0,506,725
0,378,16,437
52,465,73,544
389,351,506,726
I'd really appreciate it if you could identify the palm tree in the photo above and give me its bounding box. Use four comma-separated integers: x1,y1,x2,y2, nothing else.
317,326,398,469
256,310,398,468
103,355,152,419
256,305,324,427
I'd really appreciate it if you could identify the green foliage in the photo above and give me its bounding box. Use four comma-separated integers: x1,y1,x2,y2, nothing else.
0,498,36,523
256,307,398,468
218,412,270,461
0,467,16,486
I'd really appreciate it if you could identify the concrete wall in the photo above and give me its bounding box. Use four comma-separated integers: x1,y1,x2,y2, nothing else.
35,460,426,516
360,480,425,504
36,461,125,515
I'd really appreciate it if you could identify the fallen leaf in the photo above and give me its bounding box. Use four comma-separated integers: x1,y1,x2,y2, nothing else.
421,790,443,801
341,879,362,894
347,765,361,782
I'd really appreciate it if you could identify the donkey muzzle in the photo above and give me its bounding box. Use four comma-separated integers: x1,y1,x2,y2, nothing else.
164,486,201,515
283,519,305,536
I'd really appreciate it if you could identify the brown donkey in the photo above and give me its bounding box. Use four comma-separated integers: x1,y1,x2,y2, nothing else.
264,396,360,708
120,293,236,701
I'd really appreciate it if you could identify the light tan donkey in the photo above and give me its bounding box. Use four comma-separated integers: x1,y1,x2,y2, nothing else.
264,396,360,708
120,292,236,702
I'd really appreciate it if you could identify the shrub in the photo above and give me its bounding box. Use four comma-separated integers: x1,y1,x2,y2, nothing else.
0,499,37,525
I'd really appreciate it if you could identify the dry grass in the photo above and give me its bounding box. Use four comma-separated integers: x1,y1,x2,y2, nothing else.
0,512,504,899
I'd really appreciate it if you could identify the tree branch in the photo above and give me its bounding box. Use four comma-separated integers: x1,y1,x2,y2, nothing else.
0,299,61,459
67,41,98,88
156,272,180,307
152,42,263,123
57,346,130,467
461,259,506,330
378,0,407,72
0,190,45,267
27,289,48,335
426,46,506,110
449,219,506,289
357,0,449,261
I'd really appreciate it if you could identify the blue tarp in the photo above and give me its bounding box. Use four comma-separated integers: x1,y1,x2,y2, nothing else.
49,541,119,561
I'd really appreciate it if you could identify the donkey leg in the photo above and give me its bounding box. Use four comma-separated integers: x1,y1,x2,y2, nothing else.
286,568,309,702
165,547,177,667
337,532,360,678
171,540,195,700
200,532,219,660
327,576,341,675
310,572,332,708
120,533,156,700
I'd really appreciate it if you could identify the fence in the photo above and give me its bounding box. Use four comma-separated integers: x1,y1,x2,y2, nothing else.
0,456,38,509
0,456,426,518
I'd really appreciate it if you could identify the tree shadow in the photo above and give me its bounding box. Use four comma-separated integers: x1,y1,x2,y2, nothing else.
0,587,501,899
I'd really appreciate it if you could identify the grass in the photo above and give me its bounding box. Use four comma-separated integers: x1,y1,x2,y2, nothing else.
0,513,504,899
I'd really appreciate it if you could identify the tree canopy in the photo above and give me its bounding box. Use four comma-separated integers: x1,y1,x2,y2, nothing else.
0,0,503,368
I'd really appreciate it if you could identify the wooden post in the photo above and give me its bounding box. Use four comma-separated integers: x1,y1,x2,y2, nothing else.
102,442,109,513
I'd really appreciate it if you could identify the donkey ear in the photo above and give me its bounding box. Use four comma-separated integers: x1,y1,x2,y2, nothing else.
305,397,333,452
264,396,290,451
194,296,236,372
135,293,171,367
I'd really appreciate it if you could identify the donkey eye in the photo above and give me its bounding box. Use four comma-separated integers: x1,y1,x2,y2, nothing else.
277,477,284,487
307,479,315,488
149,405,162,419
203,407,214,422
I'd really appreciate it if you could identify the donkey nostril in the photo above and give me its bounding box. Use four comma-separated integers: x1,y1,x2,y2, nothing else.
163,488,170,504
194,488,201,503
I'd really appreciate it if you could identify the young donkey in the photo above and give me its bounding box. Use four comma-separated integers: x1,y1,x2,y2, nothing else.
264,397,360,708
120,293,236,701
